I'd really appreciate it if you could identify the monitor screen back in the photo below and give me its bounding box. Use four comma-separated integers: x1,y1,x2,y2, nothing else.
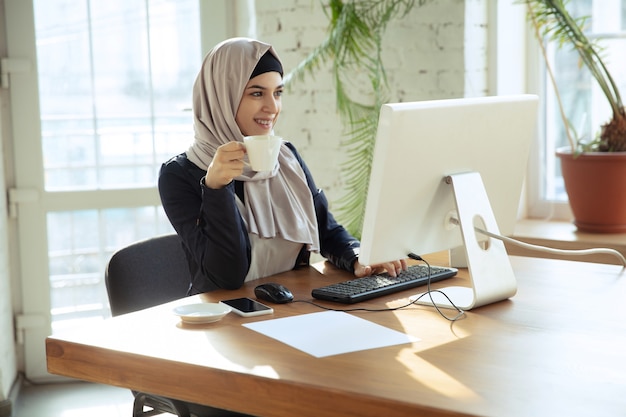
359,95,539,265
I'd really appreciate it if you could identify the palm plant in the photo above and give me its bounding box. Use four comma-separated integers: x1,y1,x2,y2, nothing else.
285,0,423,237
524,0,626,152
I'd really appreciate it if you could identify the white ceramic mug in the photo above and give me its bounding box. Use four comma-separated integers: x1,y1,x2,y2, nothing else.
243,135,282,171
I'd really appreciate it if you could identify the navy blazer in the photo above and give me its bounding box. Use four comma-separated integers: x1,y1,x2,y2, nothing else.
158,142,360,294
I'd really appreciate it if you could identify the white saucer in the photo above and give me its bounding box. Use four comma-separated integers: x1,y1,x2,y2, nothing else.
173,303,231,324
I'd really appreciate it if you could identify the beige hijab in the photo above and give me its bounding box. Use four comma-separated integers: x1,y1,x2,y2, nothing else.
187,37,319,251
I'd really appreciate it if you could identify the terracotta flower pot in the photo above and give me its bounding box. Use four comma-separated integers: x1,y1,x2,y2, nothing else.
557,147,626,233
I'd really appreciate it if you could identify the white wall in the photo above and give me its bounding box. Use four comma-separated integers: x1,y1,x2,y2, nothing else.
0,0,18,399
0,109,15,401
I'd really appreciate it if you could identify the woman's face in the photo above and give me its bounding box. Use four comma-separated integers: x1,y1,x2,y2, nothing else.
235,71,283,137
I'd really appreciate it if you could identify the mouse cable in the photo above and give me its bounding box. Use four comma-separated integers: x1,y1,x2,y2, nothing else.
474,226,626,268
407,253,465,322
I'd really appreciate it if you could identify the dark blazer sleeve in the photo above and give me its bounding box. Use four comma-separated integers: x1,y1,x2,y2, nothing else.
158,155,251,293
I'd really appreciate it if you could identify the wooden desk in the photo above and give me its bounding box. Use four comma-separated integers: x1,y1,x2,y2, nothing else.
46,255,626,417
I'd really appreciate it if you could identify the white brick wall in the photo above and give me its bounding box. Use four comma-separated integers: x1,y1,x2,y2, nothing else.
254,0,483,212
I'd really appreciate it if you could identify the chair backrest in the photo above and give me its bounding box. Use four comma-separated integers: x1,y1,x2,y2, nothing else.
105,234,191,316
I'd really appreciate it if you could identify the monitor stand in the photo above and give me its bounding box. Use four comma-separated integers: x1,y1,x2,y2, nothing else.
410,172,517,310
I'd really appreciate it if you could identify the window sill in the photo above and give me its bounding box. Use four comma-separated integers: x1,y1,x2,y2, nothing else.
508,219,626,265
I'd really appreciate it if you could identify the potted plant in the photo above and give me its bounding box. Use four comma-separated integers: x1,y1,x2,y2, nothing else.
525,0,626,233
286,0,422,238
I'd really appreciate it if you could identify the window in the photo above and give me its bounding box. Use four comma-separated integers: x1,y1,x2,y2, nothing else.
531,0,626,218
35,0,199,191
32,0,201,328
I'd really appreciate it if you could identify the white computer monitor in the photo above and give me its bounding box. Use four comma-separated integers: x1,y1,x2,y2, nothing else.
359,95,539,310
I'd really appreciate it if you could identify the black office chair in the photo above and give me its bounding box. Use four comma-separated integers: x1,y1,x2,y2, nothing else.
105,234,253,417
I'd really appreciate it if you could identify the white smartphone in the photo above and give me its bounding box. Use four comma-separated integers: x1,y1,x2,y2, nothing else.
219,297,274,317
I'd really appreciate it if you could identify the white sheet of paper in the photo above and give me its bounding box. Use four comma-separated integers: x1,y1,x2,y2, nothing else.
242,311,419,358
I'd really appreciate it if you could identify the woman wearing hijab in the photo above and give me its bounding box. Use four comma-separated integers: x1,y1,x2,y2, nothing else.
158,37,406,294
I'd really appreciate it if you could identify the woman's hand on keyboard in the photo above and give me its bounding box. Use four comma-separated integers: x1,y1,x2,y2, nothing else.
353,258,408,278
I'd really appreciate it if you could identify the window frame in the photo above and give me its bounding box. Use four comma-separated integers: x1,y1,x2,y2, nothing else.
523,0,626,221
524,24,575,221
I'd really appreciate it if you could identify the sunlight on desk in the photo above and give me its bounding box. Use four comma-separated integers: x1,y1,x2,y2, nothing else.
391,302,477,401
397,347,478,400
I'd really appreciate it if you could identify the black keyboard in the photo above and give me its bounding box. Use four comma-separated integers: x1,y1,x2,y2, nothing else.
311,264,458,304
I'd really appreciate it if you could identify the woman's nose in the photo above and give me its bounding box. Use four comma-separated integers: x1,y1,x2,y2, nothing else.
263,96,279,113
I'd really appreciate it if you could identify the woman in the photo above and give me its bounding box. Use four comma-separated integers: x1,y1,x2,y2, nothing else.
158,37,406,294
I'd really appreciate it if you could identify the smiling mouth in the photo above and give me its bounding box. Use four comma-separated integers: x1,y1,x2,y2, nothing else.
255,119,273,127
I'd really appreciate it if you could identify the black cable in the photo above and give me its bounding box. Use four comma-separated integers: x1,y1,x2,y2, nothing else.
296,253,465,321
408,253,465,322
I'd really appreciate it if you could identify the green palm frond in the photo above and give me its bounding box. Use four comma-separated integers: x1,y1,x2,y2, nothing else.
337,110,380,235
525,0,623,117
286,0,424,237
